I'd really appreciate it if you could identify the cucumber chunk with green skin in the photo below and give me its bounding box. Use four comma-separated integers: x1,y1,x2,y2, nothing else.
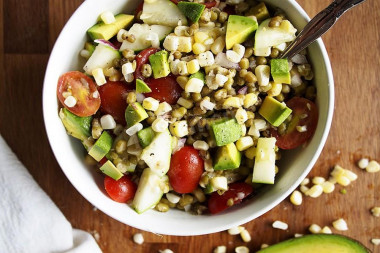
125,102,148,127
83,44,121,75
190,71,205,82
259,96,292,127
271,58,291,84
149,50,170,79
214,143,241,170
252,137,276,184
254,19,297,57
59,108,92,141
140,129,172,177
119,23,173,52
87,14,134,41
141,0,188,27
211,118,242,147
177,2,205,23
132,168,169,214
136,79,152,93
226,15,258,50
137,127,155,148
88,131,113,162
257,234,370,253
99,160,123,180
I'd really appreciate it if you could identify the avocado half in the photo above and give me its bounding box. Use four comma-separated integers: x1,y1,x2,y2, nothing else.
257,234,370,253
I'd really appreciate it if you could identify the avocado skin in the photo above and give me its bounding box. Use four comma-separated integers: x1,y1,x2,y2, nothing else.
257,234,370,253
137,127,155,148
59,108,92,141
177,2,205,23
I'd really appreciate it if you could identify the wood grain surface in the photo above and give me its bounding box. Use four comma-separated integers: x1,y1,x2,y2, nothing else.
0,0,379,252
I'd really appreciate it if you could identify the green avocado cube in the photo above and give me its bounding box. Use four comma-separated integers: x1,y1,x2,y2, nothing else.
125,102,149,127
149,50,170,79
271,58,291,84
226,15,258,49
259,96,292,127
190,71,205,82
136,79,152,93
246,2,270,23
84,42,96,55
177,2,205,23
87,14,134,41
88,131,113,162
137,127,155,148
211,118,242,146
99,160,123,180
59,108,92,141
214,143,241,171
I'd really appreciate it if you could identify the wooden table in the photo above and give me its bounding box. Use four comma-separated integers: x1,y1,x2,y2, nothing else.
0,0,379,252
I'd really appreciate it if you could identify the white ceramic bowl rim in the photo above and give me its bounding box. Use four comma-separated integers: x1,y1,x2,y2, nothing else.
43,0,334,236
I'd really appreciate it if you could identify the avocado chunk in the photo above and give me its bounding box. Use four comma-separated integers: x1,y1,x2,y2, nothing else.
99,160,123,180
259,96,292,127
190,71,205,82
252,137,276,184
87,14,134,41
137,127,155,148
211,118,242,146
226,15,258,50
88,131,113,162
136,79,152,93
59,108,92,141
214,143,242,171
271,58,291,84
132,168,169,214
177,2,205,23
246,2,270,23
149,50,171,79
125,102,149,127
257,234,370,253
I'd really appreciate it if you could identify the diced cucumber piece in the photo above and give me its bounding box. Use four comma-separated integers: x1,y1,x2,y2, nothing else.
83,44,121,75
140,129,172,177
119,23,172,52
141,0,188,27
132,168,169,214
252,137,276,184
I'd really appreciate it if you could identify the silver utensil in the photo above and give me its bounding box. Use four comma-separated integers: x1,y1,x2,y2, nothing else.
279,0,367,59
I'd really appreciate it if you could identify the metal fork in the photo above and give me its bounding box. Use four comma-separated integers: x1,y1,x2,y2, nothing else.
279,0,367,59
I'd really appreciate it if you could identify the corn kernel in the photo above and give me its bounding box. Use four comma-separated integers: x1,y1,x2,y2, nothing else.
371,207,380,217
301,178,310,186
336,175,350,186
152,118,169,132
194,31,209,43
235,108,248,124
309,224,321,234
223,97,242,109
155,102,172,116
228,226,243,235
255,65,270,86
358,158,369,169
177,97,194,109
143,97,160,111
185,78,204,93
187,59,201,74
366,160,380,173
268,82,282,96
193,43,207,55
197,51,215,66
321,181,335,193
332,218,348,231
211,36,225,55
92,68,107,86
100,11,115,24
177,61,188,75
169,120,189,137
371,239,380,246
300,185,309,194
272,220,288,230
261,244,269,249
193,140,209,151
294,233,303,238
236,136,254,151
343,169,358,181
321,226,332,234
213,246,227,253
312,176,326,185
290,190,302,206
133,233,144,245
243,93,258,108
244,147,256,159
240,229,251,242
305,185,323,198
166,193,181,204
210,176,228,191
235,246,249,253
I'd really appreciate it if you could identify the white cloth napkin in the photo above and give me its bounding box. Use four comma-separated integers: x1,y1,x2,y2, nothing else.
0,136,102,253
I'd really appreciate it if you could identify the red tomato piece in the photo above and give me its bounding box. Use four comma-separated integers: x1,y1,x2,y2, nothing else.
170,0,217,8
104,175,137,203
57,71,101,117
167,146,204,194
144,74,183,104
271,97,318,150
208,182,253,214
98,81,133,125
135,47,160,80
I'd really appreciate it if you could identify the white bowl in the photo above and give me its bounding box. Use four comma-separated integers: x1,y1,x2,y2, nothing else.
43,0,334,236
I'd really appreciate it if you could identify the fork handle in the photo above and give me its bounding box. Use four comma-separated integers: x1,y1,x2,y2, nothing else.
279,0,366,60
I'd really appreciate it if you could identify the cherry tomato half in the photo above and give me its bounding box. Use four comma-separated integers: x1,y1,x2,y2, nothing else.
104,175,137,203
271,97,318,150
144,74,183,105
57,71,101,117
208,182,253,214
98,81,133,124
170,0,217,8
167,146,204,194
135,47,160,80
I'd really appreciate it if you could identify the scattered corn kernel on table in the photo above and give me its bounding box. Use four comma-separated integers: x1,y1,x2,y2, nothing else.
0,0,379,252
